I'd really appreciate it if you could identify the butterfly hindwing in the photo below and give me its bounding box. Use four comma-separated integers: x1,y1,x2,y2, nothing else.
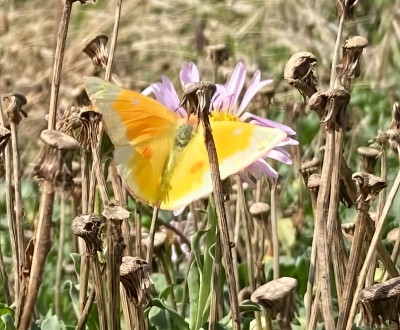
85,77,180,205
162,121,287,209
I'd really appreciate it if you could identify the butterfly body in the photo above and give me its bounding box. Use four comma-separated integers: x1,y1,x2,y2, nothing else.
85,77,287,210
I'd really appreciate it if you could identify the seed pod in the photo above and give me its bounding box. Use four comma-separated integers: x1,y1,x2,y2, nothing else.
357,147,379,173
340,36,368,87
284,52,318,102
83,34,109,68
251,277,298,327
71,214,103,252
120,256,152,306
359,277,400,327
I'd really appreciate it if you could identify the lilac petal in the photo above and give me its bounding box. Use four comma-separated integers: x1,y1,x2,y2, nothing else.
278,137,299,146
225,61,246,107
151,78,187,118
237,70,273,117
241,112,296,136
180,62,200,88
240,159,279,184
267,149,292,165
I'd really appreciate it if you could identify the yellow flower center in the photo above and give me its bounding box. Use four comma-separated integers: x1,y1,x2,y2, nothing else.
210,111,240,122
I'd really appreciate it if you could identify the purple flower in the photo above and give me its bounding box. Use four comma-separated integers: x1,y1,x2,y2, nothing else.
148,61,297,182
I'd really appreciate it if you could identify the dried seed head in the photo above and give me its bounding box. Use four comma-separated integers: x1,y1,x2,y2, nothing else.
33,130,79,194
249,202,270,228
40,129,80,151
307,173,321,193
181,81,216,116
3,93,27,124
57,107,102,151
341,222,355,241
102,204,129,221
251,277,298,326
83,34,109,68
370,130,389,150
307,90,328,118
120,256,152,306
71,214,103,252
284,52,318,101
337,0,359,20
359,277,400,327
352,172,387,202
357,147,379,173
340,36,368,86
300,158,320,184
207,44,229,67
238,287,252,303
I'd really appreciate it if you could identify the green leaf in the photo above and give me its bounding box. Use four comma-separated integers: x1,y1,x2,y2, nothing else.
159,285,173,301
151,273,168,295
150,298,189,329
40,315,61,330
0,314,16,330
188,261,200,329
193,201,218,330
69,253,81,280
64,280,80,316
239,300,262,313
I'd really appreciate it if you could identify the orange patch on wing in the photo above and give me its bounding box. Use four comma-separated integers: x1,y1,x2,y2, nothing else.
190,160,205,174
139,145,153,160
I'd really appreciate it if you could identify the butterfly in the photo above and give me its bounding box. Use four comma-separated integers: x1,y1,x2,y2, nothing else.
85,77,287,211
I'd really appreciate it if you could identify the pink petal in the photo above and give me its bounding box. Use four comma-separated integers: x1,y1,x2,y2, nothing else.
237,70,273,117
241,112,296,136
225,61,246,107
267,149,292,165
151,77,187,118
180,62,200,88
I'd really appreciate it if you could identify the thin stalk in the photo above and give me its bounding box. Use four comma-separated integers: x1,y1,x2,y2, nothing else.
305,187,318,327
21,1,74,325
326,130,346,308
135,201,143,258
4,143,18,308
76,285,96,330
159,253,177,310
201,112,240,330
47,0,74,130
270,179,279,280
104,0,122,81
55,196,66,317
236,177,255,290
91,253,107,330
19,180,55,330
146,206,159,264
330,13,345,89
79,150,90,314
336,196,368,329
9,120,25,312
313,130,335,329
209,235,222,329
345,169,400,329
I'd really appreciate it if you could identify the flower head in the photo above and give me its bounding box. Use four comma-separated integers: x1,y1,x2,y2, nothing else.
147,61,297,183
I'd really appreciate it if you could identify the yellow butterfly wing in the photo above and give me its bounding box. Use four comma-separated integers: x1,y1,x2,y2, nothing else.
85,77,183,205
160,121,287,210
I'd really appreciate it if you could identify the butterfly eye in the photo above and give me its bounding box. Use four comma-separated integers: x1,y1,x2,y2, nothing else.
132,98,140,106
